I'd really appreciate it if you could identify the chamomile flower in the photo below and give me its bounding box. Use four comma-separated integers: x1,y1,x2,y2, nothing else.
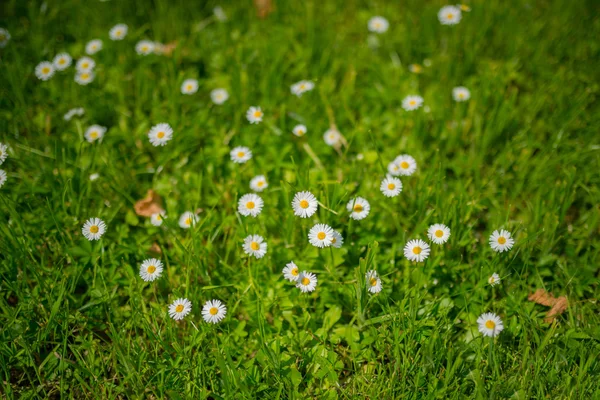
0,28,11,48
75,71,95,85
409,64,423,74
202,299,227,324
290,80,315,97
489,229,515,252
178,212,197,229
76,57,95,73
331,230,344,248
292,191,318,218
380,176,402,197
282,261,300,282
82,217,106,241
366,270,382,294
477,312,504,337
53,53,72,71
109,23,128,40
0,170,6,188
139,258,163,282
402,95,424,111
323,128,341,146
368,16,389,33
394,155,417,176
136,40,154,55
35,61,55,81
230,146,252,164
211,88,229,104
84,125,107,143
148,123,173,146
63,107,85,121
427,224,451,245
296,271,317,293
0,143,8,165
238,193,264,217
453,86,471,102
292,124,307,137
403,239,430,262
89,173,100,181
85,39,103,55
246,106,264,124
181,79,198,95
488,273,501,287
150,211,166,227
438,5,462,25
250,175,268,192
347,197,370,220
243,234,267,259
387,161,402,176
168,298,192,321
308,223,334,248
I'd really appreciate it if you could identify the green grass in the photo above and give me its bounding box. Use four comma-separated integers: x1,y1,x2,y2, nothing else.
1,0,600,398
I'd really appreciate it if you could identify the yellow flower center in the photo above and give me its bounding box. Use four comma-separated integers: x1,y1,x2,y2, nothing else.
142,46,148,51
498,236,506,244
300,84,306,90
370,277,378,287
82,62,89,68
185,217,192,226
485,320,495,329
175,304,184,313
156,215,162,220
400,161,409,169
299,199,309,209
412,246,422,255
186,84,192,90
353,204,363,212
387,183,395,190
209,307,218,315
237,151,245,158
459,93,464,98
317,232,326,240
291,268,299,276
253,111,262,118
147,265,156,274
246,201,255,209
447,13,454,19
257,181,264,187
90,132,98,139
435,230,444,238
301,277,310,286
116,30,122,36
409,100,416,106
297,129,304,136
81,73,89,79
157,131,165,139
250,242,260,251
374,22,381,28
59,59,65,65
331,237,337,244
89,225,99,233
42,67,50,74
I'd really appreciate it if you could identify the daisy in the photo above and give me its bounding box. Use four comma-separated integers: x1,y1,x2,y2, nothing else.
243,234,267,259
0,170,6,188
477,312,504,337
82,217,106,241
211,88,229,105
453,86,471,102
387,161,402,176
178,211,197,229
380,176,402,197
53,53,72,71
308,223,334,248
85,39,103,55
292,124,307,137
323,129,341,146
368,16,389,33
148,123,173,147
409,64,423,74
366,270,382,294
150,211,166,227
250,175,268,192
331,230,344,248
438,5,462,25
0,28,11,48
181,79,198,95
202,299,227,324
75,71,95,85
89,173,100,181
402,95,424,111
347,197,370,220
63,108,85,121
246,106,264,124
427,224,451,245
290,80,315,97
139,258,163,282
282,261,300,282
394,154,417,176
135,40,154,55
230,146,252,164
213,6,227,21
76,57,95,73
488,273,501,287
489,229,515,252
109,23,128,40
0,143,8,165
296,271,317,293
403,239,430,262
291,191,318,218
238,193,264,217
84,125,107,143
35,61,55,81
168,298,192,321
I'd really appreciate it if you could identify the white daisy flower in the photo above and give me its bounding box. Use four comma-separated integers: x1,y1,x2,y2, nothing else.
202,299,227,324
76,57,95,73
438,5,462,25
63,108,85,121
427,224,451,245
292,124,307,137
109,23,128,40
488,273,501,287
394,155,417,176
0,143,9,165
380,176,402,197
290,80,315,97
0,169,6,188
477,312,504,337
168,298,192,321
135,40,154,55
35,61,55,81
366,270,382,294
148,123,173,147
282,261,300,282
453,86,471,102
53,52,72,71
246,106,264,124
387,161,402,176
308,223,334,248
84,125,107,143
211,88,229,105
292,191,318,218
347,197,370,220
75,71,95,85
250,175,268,192
89,173,100,181
181,79,198,95
230,146,252,164
296,271,317,293
238,193,264,217
489,229,515,252
0,28,11,48
331,230,344,248
368,16,389,33
409,64,423,74
82,217,106,241
403,239,430,262
402,95,424,111
178,211,197,229
150,211,166,227
213,6,227,22
85,39,103,55
139,258,163,282
323,128,341,146
243,234,267,259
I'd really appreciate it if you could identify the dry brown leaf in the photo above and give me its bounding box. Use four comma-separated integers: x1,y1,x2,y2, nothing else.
149,242,162,255
545,296,568,323
254,0,273,18
528,289,568,322
134,190,163,217
528,289,557,307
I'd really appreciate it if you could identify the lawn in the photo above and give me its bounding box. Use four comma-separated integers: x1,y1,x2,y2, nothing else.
1,0,599,398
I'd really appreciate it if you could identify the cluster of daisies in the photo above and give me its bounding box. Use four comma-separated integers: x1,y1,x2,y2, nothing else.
0,142,9,189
